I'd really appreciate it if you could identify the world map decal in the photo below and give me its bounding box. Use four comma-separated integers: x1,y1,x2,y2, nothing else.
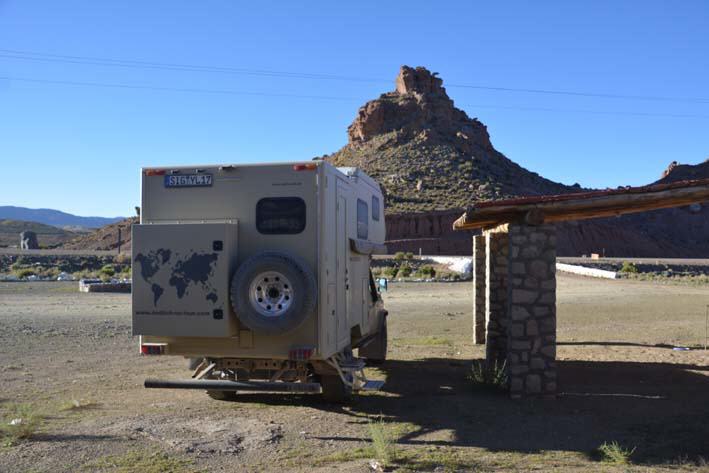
134,249,219,306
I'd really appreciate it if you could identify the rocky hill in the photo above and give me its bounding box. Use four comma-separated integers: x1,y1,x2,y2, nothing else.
61,217,137,253
326,66,709,257
327,66,575,214
0,219,77,248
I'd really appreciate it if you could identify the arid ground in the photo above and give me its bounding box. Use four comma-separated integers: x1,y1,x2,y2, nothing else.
0,276,707,472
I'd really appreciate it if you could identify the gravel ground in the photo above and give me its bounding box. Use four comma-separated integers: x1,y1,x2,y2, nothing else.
0,277,707,472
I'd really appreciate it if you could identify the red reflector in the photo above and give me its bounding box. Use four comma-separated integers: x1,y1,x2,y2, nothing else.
293,163,317,171
141,344,165,355
144,169,166,176
289,347,314,360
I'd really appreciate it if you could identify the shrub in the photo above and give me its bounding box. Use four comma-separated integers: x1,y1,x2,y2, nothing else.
416,265,436,278
383,267,398,278
469,359,508,390
0,403,44,446
405,252,414,260
597,441,635,464
14,268,35,279
393,252,406,261
396,263,413,278
368,418,398,467
100,264,116,277
620,261,639,273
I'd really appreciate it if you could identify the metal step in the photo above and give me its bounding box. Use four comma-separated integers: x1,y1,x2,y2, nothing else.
360,380,385,391
339,358,366,370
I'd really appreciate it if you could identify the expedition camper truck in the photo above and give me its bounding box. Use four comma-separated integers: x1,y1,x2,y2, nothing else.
133,161,388,402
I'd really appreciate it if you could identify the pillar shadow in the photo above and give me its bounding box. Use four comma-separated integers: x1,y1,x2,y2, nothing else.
237,357,709,465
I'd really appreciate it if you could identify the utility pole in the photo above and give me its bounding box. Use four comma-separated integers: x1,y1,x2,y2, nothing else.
118,228,122,254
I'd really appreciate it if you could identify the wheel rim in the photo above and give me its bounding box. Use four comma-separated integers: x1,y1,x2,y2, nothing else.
248,271,294,317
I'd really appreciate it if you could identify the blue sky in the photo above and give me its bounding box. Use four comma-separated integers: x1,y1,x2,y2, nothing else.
1,1,708,217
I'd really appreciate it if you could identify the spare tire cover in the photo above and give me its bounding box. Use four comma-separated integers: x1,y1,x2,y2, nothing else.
230,251,317,335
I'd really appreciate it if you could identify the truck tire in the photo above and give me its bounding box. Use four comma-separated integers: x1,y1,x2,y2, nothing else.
359,319,387,365
320,374,353,403
231,252,317,335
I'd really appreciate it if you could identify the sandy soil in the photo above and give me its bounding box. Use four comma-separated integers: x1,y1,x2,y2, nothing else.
0,276,707,472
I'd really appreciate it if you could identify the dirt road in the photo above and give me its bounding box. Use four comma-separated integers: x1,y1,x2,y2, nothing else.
0,277,707,472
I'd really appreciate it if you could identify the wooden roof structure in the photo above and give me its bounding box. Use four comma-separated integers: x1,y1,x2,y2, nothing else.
453,178,709,231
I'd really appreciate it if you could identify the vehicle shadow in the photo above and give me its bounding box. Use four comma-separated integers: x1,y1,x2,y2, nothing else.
237,357,709,465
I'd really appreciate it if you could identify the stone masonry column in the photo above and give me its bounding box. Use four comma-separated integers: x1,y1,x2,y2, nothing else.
506,223,557,398
472,234,486,345
485,229,509,364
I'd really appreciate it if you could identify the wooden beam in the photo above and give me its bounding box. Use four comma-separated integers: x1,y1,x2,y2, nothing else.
453,182,709,231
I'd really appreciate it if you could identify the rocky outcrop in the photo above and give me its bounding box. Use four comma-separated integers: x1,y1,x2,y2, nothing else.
62,217,137,252
327,65,709,257
347,66,493,151
20,231,39,250
329,66,571,214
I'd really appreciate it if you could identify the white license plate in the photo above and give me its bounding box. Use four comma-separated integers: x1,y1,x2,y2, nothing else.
164,174,213,188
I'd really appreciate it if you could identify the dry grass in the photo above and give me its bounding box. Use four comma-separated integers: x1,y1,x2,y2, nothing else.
0,403,45,446
597,441,636,464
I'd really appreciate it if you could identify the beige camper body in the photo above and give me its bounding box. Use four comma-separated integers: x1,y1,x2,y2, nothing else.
133,161,387,400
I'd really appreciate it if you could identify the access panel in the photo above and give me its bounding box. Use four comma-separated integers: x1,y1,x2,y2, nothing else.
132,223,238,337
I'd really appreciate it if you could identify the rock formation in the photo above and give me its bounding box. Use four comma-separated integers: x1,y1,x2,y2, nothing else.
20,231,39,250
326,66,709,257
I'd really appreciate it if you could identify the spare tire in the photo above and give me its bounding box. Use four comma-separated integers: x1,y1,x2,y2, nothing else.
230,251,317,335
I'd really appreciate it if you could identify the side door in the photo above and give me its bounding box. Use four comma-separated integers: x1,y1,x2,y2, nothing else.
335,181,351,349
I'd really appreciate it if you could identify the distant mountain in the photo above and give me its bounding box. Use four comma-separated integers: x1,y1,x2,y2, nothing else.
0,206,125,229
0,219,77,248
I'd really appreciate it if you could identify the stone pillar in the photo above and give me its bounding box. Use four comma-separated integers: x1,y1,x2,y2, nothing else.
506,223,557,399
485,230,509,364
472,234,486,344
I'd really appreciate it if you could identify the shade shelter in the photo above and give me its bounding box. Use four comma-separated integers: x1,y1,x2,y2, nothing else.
453,179,709,398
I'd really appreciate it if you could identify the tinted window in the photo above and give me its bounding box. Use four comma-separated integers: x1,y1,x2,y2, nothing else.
357,199,368,240
256,197,306,234
372,195,380,221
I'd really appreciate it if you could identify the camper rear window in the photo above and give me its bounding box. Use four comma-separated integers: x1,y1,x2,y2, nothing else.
256,197,306,234
357,199,368,239
372,195,380,221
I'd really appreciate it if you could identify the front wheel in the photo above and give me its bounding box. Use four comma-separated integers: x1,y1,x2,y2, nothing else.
320,374,353,403
359,319,387,365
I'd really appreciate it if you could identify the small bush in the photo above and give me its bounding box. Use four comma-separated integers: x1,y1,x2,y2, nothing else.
396,263,413,278
620,261,639,273
0,403,44,446
383,267,398,278
597,441,635,464
416,265,436,278
405,252,414,260
100,264,116,277
393,252,406,261
14,268,35,279
368,418,398,467
469,360,508,390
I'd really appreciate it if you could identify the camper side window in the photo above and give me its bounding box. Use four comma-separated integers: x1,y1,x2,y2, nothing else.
256,197,306,234
372,195,380,221
357,199,368,240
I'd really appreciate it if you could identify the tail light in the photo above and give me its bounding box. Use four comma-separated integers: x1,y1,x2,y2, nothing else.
289,346,315,361
293,163,317,171
144,169,166,176
141,344,165,355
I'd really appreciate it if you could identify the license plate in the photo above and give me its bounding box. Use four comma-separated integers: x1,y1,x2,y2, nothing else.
164,174,213,188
